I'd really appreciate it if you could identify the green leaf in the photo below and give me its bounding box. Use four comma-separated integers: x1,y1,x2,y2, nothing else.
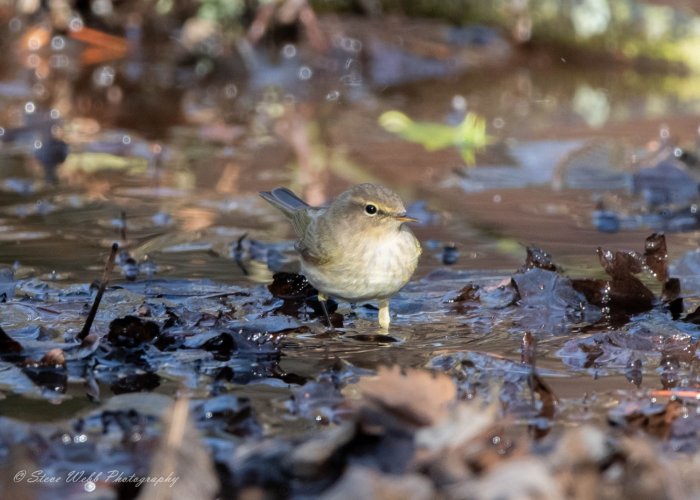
379,110,493,165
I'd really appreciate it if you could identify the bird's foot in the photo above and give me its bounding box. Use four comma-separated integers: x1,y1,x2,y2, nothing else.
318,293,335,331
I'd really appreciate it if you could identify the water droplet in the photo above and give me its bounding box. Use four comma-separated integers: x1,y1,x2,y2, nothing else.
51,54,70,68
326,90,340,101
9,17,22,33
298,66,312,80
195,59,213,76
26,54,40,68
92,0,113,16
24,102,36,113
28,36,42,51
51,36,65,51
122,135,131,145
493,194,502,203
93,65,115,87
493,117,505,129
32,83,46,96
33,140,43,149
224,83,237,98
69,17,84,32
451,95,467,111
50,108,61,119
282,44,296,58
84,482,96,493
659,124,670,140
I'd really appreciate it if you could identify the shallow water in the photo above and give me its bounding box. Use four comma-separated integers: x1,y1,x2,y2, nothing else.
3,12,700,497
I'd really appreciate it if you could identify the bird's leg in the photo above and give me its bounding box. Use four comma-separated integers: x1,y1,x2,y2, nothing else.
317,292,334,330
378,299,390,330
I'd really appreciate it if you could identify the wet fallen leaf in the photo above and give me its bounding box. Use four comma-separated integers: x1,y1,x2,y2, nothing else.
111,372,161,395
107,315,161,348
644,233,669,282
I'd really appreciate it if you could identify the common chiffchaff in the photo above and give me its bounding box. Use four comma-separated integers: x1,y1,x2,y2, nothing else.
260,183,422,329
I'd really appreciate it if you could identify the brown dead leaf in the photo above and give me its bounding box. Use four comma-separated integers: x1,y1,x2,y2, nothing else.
357,366,457,427
621,399,684,440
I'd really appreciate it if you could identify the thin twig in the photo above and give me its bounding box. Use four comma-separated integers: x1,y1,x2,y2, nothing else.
78,243,118,341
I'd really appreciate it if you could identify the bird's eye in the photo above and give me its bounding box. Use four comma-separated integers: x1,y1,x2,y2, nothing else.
365,204,378,216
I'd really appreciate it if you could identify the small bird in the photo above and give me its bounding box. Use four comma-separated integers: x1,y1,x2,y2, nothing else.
260,183,422,329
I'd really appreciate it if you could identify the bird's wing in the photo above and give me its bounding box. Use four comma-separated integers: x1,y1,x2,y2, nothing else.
295,209,331,265
291,208,315,240
260,188,329,262
259,187,310,219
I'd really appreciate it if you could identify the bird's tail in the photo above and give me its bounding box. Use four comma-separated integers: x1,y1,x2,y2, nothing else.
259,187,309,218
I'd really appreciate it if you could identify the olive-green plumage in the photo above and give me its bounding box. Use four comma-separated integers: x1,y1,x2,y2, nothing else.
260,184,422,329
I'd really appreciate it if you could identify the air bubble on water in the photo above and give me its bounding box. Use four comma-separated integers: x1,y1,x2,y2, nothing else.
326,90,340,101
282,44,296,58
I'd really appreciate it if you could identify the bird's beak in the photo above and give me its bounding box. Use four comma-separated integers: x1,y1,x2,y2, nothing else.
393,214,418,223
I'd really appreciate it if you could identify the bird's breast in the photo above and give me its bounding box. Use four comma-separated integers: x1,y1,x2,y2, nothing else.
301,227,420,302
